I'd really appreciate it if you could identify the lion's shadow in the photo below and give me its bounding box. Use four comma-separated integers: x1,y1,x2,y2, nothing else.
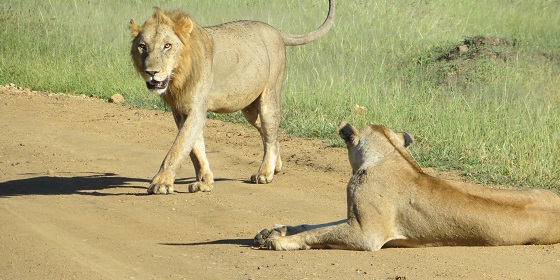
0,172,150,197
0,173,241,197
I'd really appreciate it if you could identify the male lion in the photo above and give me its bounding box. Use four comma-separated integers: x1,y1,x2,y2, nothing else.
255,122,560,250
128,1,335,194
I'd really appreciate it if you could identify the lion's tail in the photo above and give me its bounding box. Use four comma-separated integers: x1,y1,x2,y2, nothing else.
280,0,336,46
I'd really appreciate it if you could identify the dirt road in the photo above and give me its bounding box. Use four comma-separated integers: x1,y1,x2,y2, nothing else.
1,86,559,279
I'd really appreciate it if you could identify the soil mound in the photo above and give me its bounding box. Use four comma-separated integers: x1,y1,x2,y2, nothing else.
418,36,517,88
436,36,516,62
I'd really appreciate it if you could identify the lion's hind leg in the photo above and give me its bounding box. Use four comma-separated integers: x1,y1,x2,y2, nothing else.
242,96,283,184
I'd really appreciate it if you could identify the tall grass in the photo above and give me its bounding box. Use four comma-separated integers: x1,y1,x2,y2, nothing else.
1,0,559,190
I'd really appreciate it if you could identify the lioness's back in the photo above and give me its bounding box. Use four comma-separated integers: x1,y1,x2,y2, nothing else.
428,175,560,211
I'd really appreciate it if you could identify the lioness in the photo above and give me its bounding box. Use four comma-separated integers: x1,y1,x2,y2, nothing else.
255,122,560,250
129,1,335,194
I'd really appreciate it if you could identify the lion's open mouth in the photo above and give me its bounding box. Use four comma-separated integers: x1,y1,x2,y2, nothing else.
146,78,169,90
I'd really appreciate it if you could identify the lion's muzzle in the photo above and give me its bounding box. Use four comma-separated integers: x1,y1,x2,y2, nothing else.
145,77,169,94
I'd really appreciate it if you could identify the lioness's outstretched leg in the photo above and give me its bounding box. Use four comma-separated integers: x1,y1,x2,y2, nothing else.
244,90,283,184
255,220,346,241
255,221,382,251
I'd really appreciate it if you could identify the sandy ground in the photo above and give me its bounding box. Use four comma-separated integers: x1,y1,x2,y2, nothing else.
1,86,559,279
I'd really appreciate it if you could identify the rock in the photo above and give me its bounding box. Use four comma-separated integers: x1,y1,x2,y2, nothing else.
108,93,125,104
351,104,367,114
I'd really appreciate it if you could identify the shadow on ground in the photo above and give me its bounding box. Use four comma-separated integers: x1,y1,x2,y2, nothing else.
0,173,245,197
0,172,148,197
160,239,254,248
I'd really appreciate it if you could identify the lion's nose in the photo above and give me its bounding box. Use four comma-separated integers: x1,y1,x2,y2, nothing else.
145,70,159,77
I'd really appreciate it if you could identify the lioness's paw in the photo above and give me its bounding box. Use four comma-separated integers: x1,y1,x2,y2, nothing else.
250,173,273,184
188,181,214,193
147,183,174,194
254,225,287,249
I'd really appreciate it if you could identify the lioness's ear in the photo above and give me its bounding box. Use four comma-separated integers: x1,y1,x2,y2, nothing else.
129,19,141,37
175,17,194,35
401,132,414,148
338,121,359,145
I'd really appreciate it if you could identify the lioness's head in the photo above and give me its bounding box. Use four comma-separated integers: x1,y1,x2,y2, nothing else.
129,8,195,95
338,122,413,173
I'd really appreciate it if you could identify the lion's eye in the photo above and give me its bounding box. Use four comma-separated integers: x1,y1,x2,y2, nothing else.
138,43,147,52
164,43,172,50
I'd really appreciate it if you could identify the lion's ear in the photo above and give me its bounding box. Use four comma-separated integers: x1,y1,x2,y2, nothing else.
129,19,141,37
338,121,360,146
175,17,194,35
401,132,414,148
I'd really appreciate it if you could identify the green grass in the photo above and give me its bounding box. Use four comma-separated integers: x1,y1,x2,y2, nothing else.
1,0,559,190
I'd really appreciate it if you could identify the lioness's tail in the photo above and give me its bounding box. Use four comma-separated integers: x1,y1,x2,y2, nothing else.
280,0,336,46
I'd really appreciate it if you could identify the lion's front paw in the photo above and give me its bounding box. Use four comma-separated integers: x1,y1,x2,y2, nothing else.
250,173,274,184
148,173,175,194
254,225,288,249
147,183,174,194
188,181,214,193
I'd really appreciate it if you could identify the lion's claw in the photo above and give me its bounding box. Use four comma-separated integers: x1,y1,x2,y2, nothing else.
147,184,174,194
254,225,287,248
188,181,214,193
254,229,270,247
250,174,273,184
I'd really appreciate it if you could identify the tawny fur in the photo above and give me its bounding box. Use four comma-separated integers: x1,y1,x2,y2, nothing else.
255,122,560,251
129,2,336,194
